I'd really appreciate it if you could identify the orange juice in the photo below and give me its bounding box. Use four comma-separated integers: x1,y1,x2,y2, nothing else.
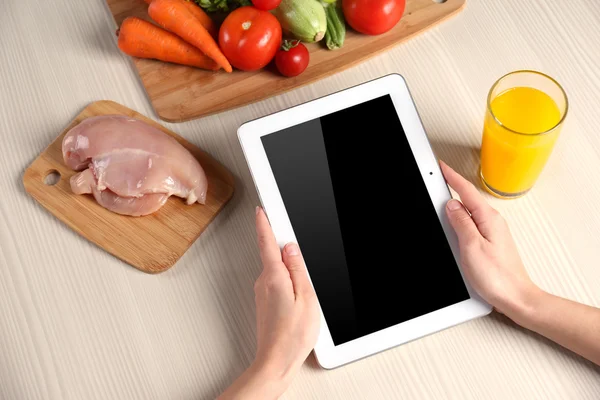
480,86,562,196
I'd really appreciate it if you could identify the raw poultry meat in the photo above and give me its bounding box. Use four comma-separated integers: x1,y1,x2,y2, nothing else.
62,115,208,216
70,169,170,216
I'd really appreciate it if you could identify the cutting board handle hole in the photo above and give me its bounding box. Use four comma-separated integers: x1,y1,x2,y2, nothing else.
44,170,61,186
432,0,447,3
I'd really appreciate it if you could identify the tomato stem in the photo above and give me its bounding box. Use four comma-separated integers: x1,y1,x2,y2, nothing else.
281,39,300,51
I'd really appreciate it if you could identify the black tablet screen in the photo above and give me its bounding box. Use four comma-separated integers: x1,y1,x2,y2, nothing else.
261,95,470,345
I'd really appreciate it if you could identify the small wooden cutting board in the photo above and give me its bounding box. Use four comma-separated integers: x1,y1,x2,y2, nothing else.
106,0,465,122
23,101,235,273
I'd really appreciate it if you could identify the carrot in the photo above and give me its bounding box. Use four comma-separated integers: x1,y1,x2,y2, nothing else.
148,0,232,73
117,17,220,70
143,0,217,38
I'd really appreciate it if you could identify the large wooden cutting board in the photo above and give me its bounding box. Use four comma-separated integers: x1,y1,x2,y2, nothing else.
106,0,465,122
23,101,235,274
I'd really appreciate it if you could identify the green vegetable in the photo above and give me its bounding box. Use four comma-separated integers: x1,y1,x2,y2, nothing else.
195,0,251,13
273,0,327,43
323,2,345,50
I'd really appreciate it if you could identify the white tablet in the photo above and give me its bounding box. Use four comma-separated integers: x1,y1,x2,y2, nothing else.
238,74,491,369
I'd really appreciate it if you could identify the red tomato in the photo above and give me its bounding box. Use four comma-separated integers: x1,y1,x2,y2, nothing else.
251,0,281,11
219,7,282,71
275,40,309,77
342,0,406,35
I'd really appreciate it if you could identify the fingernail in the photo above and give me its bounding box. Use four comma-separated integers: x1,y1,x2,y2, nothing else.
285,243,299,256
255,206,260,215
447,199,462,211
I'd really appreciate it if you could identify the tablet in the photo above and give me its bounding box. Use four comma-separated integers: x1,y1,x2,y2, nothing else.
238,74,491,369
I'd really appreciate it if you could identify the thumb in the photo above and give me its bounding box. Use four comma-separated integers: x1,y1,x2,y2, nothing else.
446,199,481,245
282,243,314,298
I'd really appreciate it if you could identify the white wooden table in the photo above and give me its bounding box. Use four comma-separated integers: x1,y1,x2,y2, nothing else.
1,0,599,398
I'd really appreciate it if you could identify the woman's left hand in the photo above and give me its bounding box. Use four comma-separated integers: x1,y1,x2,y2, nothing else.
219,207,320,399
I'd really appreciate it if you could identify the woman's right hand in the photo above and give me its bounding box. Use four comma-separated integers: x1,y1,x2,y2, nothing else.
440,162,541,321
441,162,600,365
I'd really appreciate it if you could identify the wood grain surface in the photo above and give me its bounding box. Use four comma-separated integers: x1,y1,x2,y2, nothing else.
1,0,600,399
23,101,235,274
105,0,465,122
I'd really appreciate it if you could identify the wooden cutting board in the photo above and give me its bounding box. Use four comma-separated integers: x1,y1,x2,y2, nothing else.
106,0,465,122
23,101,235,274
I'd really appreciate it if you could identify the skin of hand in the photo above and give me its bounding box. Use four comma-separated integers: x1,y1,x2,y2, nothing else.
439,161,538,317
218,207,320,399
441,161,600,365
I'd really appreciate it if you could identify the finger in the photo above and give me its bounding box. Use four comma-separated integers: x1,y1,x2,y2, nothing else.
282,243,315,298
440,161,496,231
255,207,283,271
446,199,481,245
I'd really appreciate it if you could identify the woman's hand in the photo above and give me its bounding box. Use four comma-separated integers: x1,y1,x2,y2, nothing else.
440,162,541,321
441,162,600,365
218,207,320,399
253,206,320,382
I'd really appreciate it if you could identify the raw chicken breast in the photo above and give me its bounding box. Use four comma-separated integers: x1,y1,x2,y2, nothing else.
62,115,208,216
71,169,169,216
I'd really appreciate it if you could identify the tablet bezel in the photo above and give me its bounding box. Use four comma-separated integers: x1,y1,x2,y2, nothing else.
237,74,492,369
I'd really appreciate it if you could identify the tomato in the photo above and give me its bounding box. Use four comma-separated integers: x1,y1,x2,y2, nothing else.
251,0,281,11
275,40,309,77
219,7,282,71
342,0,406,35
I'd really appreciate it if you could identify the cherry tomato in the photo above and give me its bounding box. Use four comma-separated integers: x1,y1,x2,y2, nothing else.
219,6,282,71
251,0,282,11
342,0,406,35
275,40,309,77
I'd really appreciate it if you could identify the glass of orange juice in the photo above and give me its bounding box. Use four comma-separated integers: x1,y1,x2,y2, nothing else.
480,70,568,198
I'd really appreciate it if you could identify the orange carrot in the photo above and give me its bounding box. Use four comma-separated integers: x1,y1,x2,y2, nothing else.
143,0,217,38
148,0,232,73
117,17,219,70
